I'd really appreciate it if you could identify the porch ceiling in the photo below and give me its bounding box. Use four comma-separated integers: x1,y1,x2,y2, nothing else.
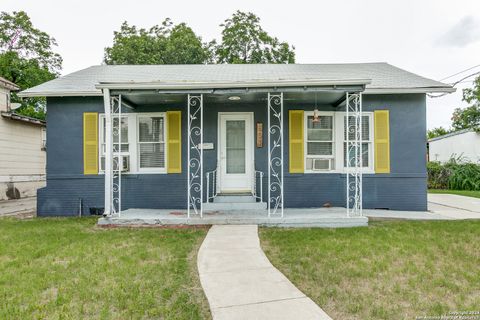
120,90,348,107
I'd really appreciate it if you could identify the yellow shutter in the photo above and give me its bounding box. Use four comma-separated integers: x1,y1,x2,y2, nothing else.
167,111,182,173
374,110,390,173
83,112,98,175
289,110,304,173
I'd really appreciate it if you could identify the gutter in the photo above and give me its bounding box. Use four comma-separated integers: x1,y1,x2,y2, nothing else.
18,90,102,98
18,81,456,97
95,78,373,90
364,87,456,94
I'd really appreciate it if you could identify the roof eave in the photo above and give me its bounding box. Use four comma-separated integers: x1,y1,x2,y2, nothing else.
364,87,456,94
1,111,46,126
18,90,103,98
95,78,373,90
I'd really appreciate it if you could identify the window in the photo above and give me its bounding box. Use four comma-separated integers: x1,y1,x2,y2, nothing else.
137,116,165,170
343,115,372,168
305,114,334,171
99,116,129,171
303,112,374,173
98,113,166,174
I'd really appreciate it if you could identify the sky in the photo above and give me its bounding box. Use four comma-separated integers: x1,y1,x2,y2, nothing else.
3,0,480,130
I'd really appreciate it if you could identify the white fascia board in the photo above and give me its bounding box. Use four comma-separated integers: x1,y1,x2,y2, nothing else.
18,90,102,98
364,87,456,94
95,78,373,90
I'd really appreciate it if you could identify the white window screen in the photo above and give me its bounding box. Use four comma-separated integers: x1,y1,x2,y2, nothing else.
343,115,371,168
306,115,334,170
138,116,165,169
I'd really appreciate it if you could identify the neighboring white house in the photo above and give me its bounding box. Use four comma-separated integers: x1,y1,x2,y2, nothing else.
428,129,480,163
0,77,46,202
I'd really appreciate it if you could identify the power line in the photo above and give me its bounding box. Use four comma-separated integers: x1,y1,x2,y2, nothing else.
449,80,475,85
428,71,480,99
439,64,480,81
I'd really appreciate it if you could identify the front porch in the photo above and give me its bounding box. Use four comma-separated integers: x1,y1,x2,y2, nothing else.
98,78,370,223
98,207,368,228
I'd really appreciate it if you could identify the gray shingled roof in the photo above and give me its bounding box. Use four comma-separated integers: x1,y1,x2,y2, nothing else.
19,63,454,97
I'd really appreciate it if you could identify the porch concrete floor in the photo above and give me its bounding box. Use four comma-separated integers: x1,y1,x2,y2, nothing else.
97,207,369,228
97,199,480,227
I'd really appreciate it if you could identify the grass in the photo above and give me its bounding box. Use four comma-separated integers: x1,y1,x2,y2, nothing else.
0,217,211,319
260,221,480,320
428,189,480,199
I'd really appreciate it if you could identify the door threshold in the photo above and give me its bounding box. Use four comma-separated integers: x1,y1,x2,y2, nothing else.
218,191,253,196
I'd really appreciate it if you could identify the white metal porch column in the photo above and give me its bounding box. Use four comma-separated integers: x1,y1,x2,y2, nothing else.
345,92,363,216
187,94,203,218
102,89,122,217
267,92,284,217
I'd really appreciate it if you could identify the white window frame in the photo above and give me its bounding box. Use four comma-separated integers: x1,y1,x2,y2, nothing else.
136,113,167,173
304,111,335,173
337,112,374,174
98,112,167,174
303,111,374,174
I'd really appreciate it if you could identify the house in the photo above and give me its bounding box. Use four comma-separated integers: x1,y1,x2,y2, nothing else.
0,77,46,204
19,63,454,218
428,129,480,163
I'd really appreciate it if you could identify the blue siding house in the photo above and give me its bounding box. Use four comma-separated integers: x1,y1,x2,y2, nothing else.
19,63,454,219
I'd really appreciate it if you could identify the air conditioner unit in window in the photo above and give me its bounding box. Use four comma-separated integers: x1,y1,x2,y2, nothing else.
113,155,130,172
312,159,331,171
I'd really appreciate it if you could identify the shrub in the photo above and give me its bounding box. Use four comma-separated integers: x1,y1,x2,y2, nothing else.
427,159,480,191
447,162,480,190
427,161,451,189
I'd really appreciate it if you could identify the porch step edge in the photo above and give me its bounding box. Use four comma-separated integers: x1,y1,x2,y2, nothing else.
213,195,257,203
203,202,267,210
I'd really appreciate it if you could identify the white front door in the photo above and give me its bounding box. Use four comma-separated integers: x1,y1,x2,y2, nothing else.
218,113,254,193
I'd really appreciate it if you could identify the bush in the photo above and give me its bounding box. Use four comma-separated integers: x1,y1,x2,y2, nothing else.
427,159,480,190
427,161,451,189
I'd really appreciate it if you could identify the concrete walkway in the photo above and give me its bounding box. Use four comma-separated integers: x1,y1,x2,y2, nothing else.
428,194,480,219
0,197,36,218
365,194,480,221
198,225,331,320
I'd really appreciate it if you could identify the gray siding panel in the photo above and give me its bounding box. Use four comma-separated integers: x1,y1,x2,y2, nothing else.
38,94,427,216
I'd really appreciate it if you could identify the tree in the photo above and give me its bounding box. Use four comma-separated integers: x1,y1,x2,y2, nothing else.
104,19,210,65
0,11,62,120
214,11,295,64
451,75,480,131
427,127,450,139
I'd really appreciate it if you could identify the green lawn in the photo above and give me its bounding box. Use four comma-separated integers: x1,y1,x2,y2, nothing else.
0,217,211,319
428,189,480,199
260,221,480,320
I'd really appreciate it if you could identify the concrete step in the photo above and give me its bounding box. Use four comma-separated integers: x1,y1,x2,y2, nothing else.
214,195,256,203
203,202,267,211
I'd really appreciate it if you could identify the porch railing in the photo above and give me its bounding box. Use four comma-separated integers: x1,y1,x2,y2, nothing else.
206,168,265,203
206,168,218,203
253,170,264,203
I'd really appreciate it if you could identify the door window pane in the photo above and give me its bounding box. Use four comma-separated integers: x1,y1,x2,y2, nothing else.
226,120,246,174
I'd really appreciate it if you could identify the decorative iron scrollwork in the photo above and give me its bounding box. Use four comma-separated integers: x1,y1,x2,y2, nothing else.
268,93,284,217
188,94,203,217
346,93,363,216
110,95,122,216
